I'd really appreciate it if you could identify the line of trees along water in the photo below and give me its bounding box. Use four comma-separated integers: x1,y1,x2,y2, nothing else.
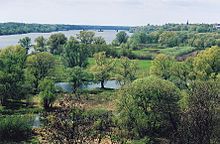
0,25,219,143
0,22,130,36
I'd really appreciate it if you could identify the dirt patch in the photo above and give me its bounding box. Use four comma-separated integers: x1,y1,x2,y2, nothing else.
176,51,199,61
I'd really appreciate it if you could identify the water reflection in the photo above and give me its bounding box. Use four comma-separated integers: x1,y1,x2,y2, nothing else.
56,80,120,93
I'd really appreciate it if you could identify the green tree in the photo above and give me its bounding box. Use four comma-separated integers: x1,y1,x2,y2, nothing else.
169,62,191,89
117,76,181,140
77,31,95,44
179,80,220,144
130,32,148,44
150,54,174,80
68,67,93,99
192,38,204,49
93,36,106,45
92,52,115,89
48,33,67,55
63,40,89,67
39,78,56,109
158,31,178,47
69,36,80,44
18,37,32,54
193,46,220,80
26,52,56,92
0,46,26,105
116,57,138,86
115,31,129,45
34,36,47,52
215,39,220,47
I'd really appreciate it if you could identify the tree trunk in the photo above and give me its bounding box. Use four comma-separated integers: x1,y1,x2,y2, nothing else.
101,80,105,89
1,97,7,106
44,99,50,109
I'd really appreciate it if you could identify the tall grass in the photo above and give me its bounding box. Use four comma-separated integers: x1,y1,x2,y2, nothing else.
160,46,196,57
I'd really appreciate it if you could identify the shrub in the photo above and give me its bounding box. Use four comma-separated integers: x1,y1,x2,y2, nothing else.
39,78,57,109
0,115,33,142
117,76,181,140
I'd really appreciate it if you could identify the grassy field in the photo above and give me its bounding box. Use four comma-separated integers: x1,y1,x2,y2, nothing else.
132,46,196,58
160,46,196,57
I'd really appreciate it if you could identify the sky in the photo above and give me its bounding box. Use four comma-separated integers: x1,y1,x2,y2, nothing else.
0,0,220,26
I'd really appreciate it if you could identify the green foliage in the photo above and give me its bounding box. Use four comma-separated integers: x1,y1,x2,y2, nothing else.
18,37,32,54
77,31,95,44
150,54,174,79
91,44,119,58
93,36,106,45
116,31,129,45
193,46,220,80
48,33,67,55
26,52,56,93
39,78,56,109
130,32,148,44
116,57,138,86
117,76,181,139
63,39,89,67
158,31,179,47
130,25,220,50
0,115,33,142
169,62,191,89
0,45,26,105
92,52,115,89
68,67,93,99
127,137,152,144
34,36,47,52
179,80,220,144
160,46,196,57
0,22,130,35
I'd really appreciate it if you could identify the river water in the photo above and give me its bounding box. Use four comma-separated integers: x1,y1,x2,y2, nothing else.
0,30,132,49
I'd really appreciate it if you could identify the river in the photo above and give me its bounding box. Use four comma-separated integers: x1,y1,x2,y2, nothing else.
0,30,132,49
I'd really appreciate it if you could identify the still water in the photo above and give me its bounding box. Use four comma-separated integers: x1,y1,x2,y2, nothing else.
56,80,120,93
0,30,131,48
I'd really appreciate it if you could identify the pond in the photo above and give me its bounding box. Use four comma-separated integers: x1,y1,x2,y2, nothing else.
55,80,121,93
32,114,41,128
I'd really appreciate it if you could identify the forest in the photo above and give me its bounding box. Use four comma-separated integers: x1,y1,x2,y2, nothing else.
0,22,130,35
0,23,219,144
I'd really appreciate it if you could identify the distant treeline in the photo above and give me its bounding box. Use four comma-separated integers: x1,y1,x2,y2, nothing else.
126,23,220,50
0,22,131,35
130,23,219,33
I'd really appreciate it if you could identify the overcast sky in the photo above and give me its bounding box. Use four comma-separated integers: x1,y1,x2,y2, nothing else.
0,0,220,26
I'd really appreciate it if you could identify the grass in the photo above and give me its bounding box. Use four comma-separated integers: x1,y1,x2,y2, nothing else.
135,59,152,78
159,46,196,57
136,59,152,70
132,46,197,58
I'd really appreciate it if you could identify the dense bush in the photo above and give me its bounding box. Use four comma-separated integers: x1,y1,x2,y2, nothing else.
117,76,181,140
0,115,33,142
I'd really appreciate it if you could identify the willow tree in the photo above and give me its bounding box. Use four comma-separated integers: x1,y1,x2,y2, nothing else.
92,52,115,89
116,57,138,86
